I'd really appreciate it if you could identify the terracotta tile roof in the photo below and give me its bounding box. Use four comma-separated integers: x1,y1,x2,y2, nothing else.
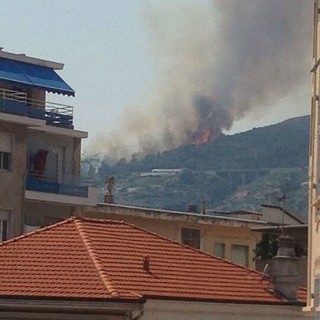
0,217,306,304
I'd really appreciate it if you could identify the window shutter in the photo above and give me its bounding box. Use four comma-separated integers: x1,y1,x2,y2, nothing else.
0,209,10,220
0,132,12,153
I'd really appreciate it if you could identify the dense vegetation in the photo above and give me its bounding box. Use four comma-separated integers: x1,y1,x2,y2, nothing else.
85,116,310,215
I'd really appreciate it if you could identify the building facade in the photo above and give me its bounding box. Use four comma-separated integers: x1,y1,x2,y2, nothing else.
81,203,264,269
0,49,97,239
305,0,320,315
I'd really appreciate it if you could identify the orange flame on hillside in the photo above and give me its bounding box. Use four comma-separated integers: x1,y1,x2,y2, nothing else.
193,128,213,145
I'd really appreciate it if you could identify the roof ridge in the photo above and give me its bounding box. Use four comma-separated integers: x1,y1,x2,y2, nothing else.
73,218,119,297
0,217,74,247
75,216,124,224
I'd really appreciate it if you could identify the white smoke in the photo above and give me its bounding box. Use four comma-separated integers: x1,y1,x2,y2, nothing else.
86,0,312,162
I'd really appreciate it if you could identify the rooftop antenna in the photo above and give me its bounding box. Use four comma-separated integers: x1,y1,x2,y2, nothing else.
260,263,270,283
275,192,288,226
104,176,115,204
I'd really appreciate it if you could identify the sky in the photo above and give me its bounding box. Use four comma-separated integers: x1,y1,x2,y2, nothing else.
0,0,312,153
0,0,155,146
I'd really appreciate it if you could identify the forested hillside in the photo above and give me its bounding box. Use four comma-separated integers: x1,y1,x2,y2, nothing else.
87,116,310,214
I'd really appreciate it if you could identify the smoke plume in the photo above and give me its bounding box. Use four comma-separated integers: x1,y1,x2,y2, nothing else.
87,0,312,161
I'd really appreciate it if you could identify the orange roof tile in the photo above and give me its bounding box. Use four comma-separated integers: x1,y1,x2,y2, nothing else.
0,217,306,304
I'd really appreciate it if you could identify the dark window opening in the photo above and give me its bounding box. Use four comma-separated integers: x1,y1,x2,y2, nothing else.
0,152,11,170
1,220,8,241
181,228,201,249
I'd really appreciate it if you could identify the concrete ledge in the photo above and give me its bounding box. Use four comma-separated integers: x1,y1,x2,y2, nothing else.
25,186,97,206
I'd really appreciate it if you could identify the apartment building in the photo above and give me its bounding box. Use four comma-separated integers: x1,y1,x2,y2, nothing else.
0,49,97,239
79,203,264,269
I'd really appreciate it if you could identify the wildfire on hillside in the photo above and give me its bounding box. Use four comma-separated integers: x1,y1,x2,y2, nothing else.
190,95,225,145
192,128,214,145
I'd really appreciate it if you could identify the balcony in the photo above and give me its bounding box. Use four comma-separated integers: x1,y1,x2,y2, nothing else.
25,171,97,206
0,88,73,129
26,172,88,197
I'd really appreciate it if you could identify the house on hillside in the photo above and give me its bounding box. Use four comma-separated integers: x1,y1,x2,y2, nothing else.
0,49,97,239
0,217,308,320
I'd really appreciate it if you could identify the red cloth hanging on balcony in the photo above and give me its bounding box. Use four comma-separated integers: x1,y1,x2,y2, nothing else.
34,150,48,176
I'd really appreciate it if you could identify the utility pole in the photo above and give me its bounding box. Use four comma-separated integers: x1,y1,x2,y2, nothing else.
308,0,320,310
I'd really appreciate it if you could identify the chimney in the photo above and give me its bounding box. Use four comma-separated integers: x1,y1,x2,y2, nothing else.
188,204,197,213
200,200,206,215
271,234,298,301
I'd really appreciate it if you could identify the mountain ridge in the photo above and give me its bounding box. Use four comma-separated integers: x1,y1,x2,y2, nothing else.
90,115,310,214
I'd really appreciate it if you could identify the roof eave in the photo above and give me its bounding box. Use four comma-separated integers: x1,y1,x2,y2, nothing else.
0,77,75,97
0,49,64,70
144,295,306,306
0,296,145,314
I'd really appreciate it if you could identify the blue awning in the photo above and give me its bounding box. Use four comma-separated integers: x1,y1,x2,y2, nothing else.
0,58,75,96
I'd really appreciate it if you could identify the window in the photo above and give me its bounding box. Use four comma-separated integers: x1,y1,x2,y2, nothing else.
231,244,249,267
0,152,11,170
0,220,8,241
214,242,225,258
0,132,13,171
181,228,201,249
0,210,10,241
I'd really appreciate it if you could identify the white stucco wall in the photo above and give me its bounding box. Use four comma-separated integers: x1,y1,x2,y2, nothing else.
0,123,27,237
308,203,320,309
143,300,311,320
262,207,301,225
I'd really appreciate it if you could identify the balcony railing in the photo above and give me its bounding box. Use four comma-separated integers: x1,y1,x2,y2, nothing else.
0,88,73,128
26,171,89,198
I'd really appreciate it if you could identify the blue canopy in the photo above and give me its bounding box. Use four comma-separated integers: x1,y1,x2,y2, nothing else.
0,58,75,96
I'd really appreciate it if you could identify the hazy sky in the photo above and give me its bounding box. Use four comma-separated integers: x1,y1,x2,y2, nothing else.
0,0,312,152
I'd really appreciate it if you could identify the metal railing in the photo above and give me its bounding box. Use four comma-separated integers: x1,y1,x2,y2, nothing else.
26,171,89,197
27,170,82,184
0,87,73,128
0,88,27,103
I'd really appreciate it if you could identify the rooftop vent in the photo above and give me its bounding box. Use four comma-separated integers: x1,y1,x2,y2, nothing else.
143,256,150,272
